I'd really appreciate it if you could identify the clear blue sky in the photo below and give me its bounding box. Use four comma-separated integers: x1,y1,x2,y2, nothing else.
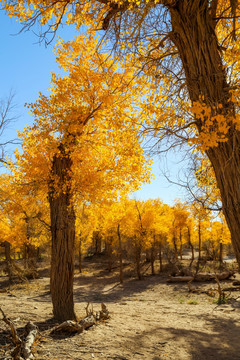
0,9,187,205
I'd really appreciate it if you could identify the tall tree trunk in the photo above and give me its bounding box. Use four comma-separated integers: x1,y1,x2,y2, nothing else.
48,144,76,321
169,1,240,265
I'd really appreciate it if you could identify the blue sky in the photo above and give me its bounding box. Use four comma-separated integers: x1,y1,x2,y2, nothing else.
0,9,187,205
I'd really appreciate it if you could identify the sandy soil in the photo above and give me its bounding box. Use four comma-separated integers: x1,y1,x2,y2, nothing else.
1,259,240,360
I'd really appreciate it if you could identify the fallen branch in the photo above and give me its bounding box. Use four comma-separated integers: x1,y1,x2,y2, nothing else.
167,271,234,283
0,308,38,360
51,303,110,335
22,322,38,360
0,306,22,360
50,320,84,334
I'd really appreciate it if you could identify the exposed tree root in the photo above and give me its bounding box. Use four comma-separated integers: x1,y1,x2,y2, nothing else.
51,303,109,335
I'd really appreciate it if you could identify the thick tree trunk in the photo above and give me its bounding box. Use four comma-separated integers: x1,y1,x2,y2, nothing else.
207,143,240,266
169,1,240,266
49,144,76,321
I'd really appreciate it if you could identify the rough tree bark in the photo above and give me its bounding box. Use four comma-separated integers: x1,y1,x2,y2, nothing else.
168,0,240,266
48,143,76,321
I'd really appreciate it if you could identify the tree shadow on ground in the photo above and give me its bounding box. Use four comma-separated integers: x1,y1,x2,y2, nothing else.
125,314,240,360
73,267,168,303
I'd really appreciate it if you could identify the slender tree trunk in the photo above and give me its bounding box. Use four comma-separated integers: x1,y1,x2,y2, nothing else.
187,226,194,267
159,241,163,272
117,224,123,283
179,229,183,260
23,244,27,269
173,236,178,260
94,232,102,254
134,236,142,280
78,237,82,273
106,237,113,272
219,242,223,264
198,221,202,260
36,247,41,261
145,249,151,262
188,227,194,260
48,143,76,322
27,244,37,270
4,241,12,282
135,250,141,280
169,0,240,266
150,246,155,275
150,234,156,275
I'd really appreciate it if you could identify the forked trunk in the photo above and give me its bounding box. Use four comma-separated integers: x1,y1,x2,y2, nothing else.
169,0,240,266
48,144,76,321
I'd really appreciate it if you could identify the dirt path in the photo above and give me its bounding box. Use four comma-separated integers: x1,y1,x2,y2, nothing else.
1,262,240,360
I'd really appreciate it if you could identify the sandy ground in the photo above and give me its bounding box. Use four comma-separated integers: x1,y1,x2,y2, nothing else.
1,259,240,360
